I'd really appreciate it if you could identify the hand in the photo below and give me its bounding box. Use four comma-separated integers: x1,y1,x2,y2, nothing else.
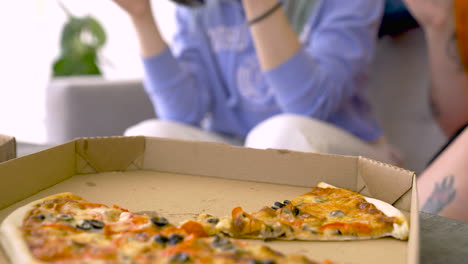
402,0,454,32
113,0,153,19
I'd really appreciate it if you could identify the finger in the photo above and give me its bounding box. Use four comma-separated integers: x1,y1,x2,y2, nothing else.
447,175,455,187
448,190,456,201
441,176,448,188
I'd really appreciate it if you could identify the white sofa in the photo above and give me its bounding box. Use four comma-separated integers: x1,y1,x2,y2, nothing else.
45,28,446,173
45,78,155,143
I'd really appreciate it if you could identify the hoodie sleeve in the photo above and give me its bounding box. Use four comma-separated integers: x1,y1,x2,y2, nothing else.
264,0,384,120
142,7,212,126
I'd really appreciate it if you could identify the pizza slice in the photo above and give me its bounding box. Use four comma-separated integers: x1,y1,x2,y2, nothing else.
0,192,335,263
195,182,409,241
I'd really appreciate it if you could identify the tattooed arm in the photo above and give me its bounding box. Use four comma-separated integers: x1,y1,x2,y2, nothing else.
403,0,468,137
418,127,468,221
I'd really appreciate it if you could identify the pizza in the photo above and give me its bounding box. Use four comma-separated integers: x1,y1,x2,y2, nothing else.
0,192,334,264
195,182,409,241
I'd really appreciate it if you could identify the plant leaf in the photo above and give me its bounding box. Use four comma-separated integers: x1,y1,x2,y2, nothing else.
84,16,107,49
52,50,101,77
54,10,106,76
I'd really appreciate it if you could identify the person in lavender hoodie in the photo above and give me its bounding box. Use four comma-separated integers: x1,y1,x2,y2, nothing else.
113,0,402,165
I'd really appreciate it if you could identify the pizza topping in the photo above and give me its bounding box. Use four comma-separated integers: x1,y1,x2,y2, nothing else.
89,219,105,229
292,206,300,216
273,201,285,209
56,213,74,221
301,224,320,235
212,235,234,250
314,196,328,203
357,201,374,210
261,223,285,238
329,210,345,218
258,206,277,217
319,222,373,235
180,220,209,238
151,216,170,227
248,259,277,264
42,223,83,233
283,200,292,205
76,220,93,231
170,252,191,263
154,234,170,245
207,217,219,224
35,214,46,221
377,215,397,224
168,233,185,245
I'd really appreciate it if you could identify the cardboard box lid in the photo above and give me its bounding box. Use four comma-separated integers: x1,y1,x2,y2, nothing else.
0,136,419,264
0,135,15,163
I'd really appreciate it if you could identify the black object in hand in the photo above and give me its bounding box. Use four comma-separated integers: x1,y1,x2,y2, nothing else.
169,0,205,7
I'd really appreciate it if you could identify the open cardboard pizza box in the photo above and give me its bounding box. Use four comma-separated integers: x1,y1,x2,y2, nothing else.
0,136,419,264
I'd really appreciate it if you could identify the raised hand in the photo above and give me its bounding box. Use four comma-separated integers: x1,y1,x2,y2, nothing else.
113,0,153,19
402,0,454,31
112,0,166,57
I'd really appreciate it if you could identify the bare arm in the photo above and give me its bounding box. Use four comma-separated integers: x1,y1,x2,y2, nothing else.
403,0,468,221
241,0,301,71
418,127,468,221
113,0,167,58
403,0,468,137
425,27,468,136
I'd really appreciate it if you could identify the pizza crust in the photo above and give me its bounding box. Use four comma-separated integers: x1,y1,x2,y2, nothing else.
1,200,43,264
317,182,409,240
0,193,81,264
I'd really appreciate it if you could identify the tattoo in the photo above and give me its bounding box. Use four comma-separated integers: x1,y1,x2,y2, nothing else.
446,32,464,72
422,175,456,214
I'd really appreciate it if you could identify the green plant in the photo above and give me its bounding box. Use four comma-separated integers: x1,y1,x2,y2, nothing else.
52,1,107,77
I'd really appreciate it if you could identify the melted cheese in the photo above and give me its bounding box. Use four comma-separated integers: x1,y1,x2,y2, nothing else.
205,182,409,241
15,193,333,264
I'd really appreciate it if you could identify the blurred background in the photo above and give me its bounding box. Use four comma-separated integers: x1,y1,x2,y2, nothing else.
0,0,446,173
0,0,176,144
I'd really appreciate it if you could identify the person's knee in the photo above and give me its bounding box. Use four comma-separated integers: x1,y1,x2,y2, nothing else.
245,114,317,152
124,119,183,138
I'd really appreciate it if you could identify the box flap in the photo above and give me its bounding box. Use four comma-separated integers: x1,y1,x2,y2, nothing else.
0,134,16,163
75,137,145,173
358,157,415,209
408,176,420,263
144,137,359,189
0,142,75,210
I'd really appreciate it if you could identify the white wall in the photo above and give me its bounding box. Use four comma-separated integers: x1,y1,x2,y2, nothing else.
0,0,176,143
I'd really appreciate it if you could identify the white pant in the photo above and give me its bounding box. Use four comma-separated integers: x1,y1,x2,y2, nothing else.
125,114,402,165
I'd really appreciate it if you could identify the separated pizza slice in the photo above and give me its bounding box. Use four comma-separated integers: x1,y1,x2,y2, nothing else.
196,182,409,241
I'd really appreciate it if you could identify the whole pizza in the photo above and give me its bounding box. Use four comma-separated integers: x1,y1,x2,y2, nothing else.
0,182,409,263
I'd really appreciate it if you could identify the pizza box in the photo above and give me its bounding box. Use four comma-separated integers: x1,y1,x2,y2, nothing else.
0,136,419,264
0,134,16,163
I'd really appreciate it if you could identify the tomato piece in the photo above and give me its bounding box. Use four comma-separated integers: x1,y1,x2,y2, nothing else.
113,204,129,212
181,221,209,238
79,202,108,209
319,222,372,234
231,206,245,218
41,223,82,233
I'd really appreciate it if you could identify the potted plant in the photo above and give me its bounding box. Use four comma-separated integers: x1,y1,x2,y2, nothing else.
46,1,109,143
52,1,107,77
